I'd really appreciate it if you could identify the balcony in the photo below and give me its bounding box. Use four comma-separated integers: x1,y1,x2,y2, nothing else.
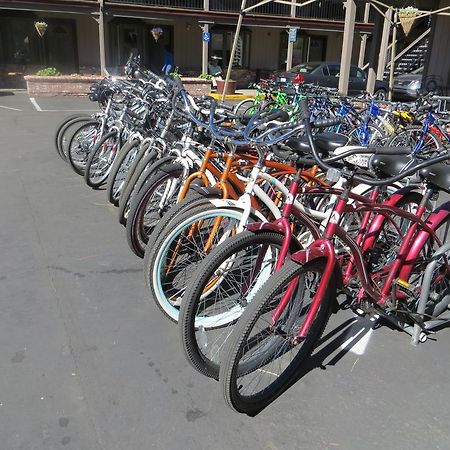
106,0,374,22
107,0,203,9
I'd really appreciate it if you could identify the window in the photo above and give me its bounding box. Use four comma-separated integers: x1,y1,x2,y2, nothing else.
328,64,340,77
356,68,366,79
210,27,251,68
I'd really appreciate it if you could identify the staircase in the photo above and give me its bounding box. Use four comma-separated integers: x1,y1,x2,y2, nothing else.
384,29,430,78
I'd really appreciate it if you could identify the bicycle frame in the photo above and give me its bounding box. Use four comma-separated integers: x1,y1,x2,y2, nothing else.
281,183,450,343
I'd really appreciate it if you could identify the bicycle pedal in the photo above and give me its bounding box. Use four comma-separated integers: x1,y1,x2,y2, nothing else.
395,278,416,299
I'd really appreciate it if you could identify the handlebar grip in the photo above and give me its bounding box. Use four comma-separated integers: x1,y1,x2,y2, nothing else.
312,117,342,129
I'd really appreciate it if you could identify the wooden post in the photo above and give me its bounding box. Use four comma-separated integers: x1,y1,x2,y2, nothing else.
338,0,356,95
366,9,383,94
388,10,398,101
286,0,297,71
202,0,210,75
221,0,247,100
98,0,106,76
377,6,392,81
358,2,371,68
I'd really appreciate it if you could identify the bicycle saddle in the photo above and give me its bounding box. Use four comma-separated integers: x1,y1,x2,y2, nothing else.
419,163,450,194
370,154,418,178
285,132,348,156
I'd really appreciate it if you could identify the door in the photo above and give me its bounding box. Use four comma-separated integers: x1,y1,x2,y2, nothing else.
45,20,78,73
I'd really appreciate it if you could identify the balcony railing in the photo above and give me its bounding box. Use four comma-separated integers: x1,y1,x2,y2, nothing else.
108,0,203,9
106,0,374,22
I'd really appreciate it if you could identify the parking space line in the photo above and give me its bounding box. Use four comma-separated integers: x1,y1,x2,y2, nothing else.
0,105,22,111
29,97,42,111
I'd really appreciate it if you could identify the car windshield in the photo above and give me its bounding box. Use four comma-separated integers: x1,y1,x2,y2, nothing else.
290,63,319,74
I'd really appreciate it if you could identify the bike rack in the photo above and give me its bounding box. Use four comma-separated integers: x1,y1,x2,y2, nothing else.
410,242,450,346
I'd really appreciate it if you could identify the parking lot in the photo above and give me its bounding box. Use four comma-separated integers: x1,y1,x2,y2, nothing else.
1,91,450,450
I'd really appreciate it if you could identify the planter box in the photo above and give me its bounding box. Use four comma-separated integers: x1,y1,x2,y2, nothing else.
24,75,211,97
181,77,211,96
24,75,103,96
216,79,236,95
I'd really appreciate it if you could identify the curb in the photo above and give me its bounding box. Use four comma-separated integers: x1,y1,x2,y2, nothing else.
208,93,255,100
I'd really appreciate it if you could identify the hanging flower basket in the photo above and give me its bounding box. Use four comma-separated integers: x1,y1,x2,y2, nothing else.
151,27,163,42
34,21,48,38
398,7,420,36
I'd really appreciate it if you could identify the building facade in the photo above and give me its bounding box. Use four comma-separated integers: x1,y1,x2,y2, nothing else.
0,0,448,91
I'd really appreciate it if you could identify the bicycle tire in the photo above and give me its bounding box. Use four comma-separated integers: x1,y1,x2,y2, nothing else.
84,131,120,188
67,119,101,176
387,125,441,155
126,163,184,257
56,115,91,162
54,114,89,161
117,148,159,226
144,203,260,323
180,230,298,379
106,137,141,206
220,258,335,415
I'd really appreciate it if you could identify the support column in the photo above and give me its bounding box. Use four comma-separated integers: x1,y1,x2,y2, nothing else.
201,24,209,75
388,11,398,101
286,0,297,71
202,0,210,75
377,6,392,81
222,0,247,100
366,9,383,94
358,2,371,68
98,0,106,76
338,0,356,95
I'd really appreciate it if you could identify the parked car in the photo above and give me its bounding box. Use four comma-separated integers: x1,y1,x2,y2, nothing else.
393,66,423,100
272,61,388,99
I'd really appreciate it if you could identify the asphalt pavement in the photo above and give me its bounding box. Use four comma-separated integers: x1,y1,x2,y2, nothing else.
0,91,450,450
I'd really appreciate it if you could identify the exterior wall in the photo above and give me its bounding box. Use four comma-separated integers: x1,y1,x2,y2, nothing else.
425,1,450,89
43,12,100,71
173,22,202,71
249,27,280,70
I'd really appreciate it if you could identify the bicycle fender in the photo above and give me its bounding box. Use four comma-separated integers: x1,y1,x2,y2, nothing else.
208,198,267,222
189,184,223,198
290,247,343,308
246,222,304,251
362,184,424,252
399,200,450,281
151,156,177,173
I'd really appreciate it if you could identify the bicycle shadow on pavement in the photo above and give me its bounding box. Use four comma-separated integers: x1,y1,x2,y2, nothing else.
249,313,378,417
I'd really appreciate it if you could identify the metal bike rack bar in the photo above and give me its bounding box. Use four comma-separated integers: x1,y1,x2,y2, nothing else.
410,242,450,346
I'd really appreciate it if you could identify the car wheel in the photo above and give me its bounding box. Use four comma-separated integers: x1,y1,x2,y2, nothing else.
374,89,386,100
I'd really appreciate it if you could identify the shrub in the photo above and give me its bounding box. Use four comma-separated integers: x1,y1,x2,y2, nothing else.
36,67,61,76
198,73,212,80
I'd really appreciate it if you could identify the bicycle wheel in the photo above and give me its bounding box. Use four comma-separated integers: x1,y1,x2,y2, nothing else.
180,230,292,380
106,138,141,206
67,120,101,176
388,126,441,155
126,163,184,258
85,131,120,188
55,114,90,162
348,123,386,146
406,214,450,319
144,203,259,323
220,258,335,415
364,191,425,275
117,148,159,226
